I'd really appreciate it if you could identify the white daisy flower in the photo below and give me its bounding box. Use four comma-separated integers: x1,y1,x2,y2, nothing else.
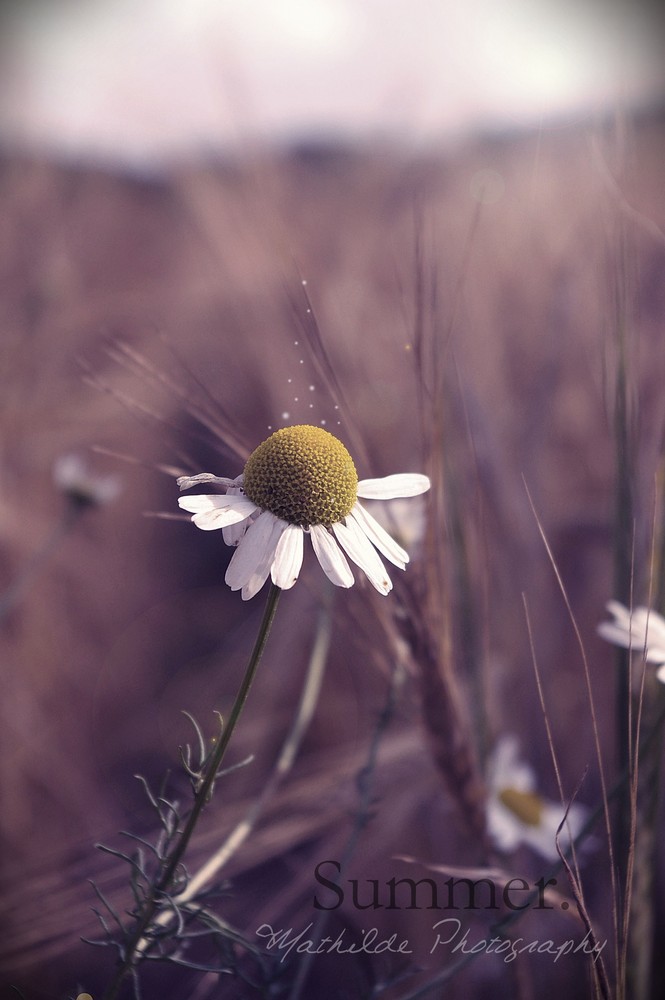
177,424,430,601
597,599,665,684
487,735,589,861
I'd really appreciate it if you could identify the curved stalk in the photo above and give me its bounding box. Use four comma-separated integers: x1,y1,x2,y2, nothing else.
101,583,282,1000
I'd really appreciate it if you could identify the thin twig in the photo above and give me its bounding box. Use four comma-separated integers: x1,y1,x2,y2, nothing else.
523,477,620,969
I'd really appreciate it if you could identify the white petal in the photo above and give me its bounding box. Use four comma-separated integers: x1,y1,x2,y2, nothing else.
624,607,656,638
597,621,665,664
221,488,252,546
519,822,559,861
489,735,535,793
657,664,665,684
486,799,522,853
222,517,252,549
223,520,251,546
635,608,665,646
332,518,392,595
605,599,632,627
309,525,354,588
177,473,238,490
178,493,255,515
602,601,665,651
225,512,286,599
178,494,217,514
178,494,257,531
646,648,665,664
357,474,430,500
597,621,634,650
350,502,408,569
271,524,304,590
524,800,588,861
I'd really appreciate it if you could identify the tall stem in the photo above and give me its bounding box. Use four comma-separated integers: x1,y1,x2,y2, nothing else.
101,583,282,1000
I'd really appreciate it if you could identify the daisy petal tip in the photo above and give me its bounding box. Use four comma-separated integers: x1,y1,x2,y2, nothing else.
176,474,208,491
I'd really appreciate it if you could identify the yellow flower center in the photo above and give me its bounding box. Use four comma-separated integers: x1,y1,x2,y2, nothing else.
498,787,544,827
242,425,358,528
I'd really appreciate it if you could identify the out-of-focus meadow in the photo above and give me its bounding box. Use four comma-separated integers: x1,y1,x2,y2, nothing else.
2,110,665,998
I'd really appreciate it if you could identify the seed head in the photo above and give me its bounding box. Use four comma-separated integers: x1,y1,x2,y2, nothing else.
242,425,358,527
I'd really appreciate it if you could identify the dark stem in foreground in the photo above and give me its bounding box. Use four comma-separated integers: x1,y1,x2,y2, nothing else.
100,583,282,1000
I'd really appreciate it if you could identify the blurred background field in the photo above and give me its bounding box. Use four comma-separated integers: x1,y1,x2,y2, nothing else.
1,2,665,998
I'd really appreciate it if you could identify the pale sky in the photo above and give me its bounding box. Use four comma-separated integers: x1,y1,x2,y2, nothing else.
0,0,662,166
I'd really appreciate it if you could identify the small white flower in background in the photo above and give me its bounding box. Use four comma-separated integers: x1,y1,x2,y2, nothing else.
597,600,665,684
177,424,430,600
53,453,122,508
487,735,589,861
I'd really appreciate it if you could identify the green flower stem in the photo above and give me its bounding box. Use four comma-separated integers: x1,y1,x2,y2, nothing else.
101,583,282,1000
